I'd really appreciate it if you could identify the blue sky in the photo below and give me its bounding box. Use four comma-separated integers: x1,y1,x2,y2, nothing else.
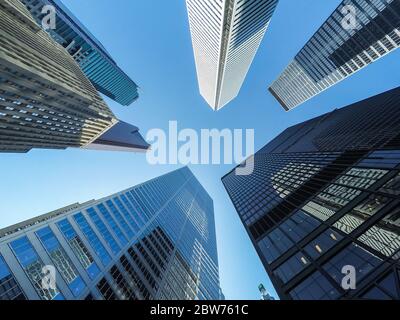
1,0,399,300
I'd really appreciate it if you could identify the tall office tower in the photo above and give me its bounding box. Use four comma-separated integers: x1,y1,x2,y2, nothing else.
21,0,139,106
269,0,400,111
0,0,148,153
186,0,279,110
223,87,400,300
0,167,222,300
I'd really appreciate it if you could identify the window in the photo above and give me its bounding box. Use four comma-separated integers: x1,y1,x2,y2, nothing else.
114,197,139,234
36,227,86,297
258,228,293,263
97,204,129,245
302,200,336,221
120,255,152,300
333,194,390,234
73,213,111,266
97,277,116,300
0,255,26,300
9,236,64,300
358,150,400,169
304,229,343,259
323,243,382,286
258,210,320,263
303,168,388,221
87,208,121,255
57,219,100,280
362,286,392,300
106,200,134,239
127,192,149,224
280,210,320,242
357,207,400,258
362,272,400,300
380,174,400,195
128,247,158,290
109,265,137,300
290,271,340,300
120,194,141,232
85,293,95,300
274,252,310,284
335,168,388,190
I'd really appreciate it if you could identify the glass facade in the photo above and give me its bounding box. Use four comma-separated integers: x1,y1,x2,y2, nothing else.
73,213,112,267
36,227,86,297
57,219,101,280
223,87,400,300
0,255,25,300
9,237,64,300
21,0,139,106
0,167,222,300
269,0,400,110
0,1,148,154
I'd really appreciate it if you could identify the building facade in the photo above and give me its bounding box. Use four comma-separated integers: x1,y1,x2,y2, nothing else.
223,87,400,300
0,167,222,300
0,0,148,153
186,0,279,110
21,0,139,106
269,0,400,111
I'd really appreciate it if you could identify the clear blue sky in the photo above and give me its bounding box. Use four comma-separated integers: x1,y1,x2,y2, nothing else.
1,0,399,300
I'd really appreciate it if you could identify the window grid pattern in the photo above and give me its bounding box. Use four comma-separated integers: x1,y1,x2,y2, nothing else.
269,0,400,110
0,168,222,300
0,1,119,153
222,88,400,300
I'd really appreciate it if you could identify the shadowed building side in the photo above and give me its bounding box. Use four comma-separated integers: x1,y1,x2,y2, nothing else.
223,87,400,300
84,121,150,153
0,0,148,153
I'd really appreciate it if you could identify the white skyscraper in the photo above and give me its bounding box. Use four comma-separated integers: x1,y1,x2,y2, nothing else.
186,0,279,110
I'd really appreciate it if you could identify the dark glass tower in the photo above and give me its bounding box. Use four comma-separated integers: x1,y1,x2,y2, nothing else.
223,87,400,300
269,0,400,111
0,167,222,300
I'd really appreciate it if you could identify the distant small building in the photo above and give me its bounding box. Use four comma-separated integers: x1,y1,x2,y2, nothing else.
259,284,275,300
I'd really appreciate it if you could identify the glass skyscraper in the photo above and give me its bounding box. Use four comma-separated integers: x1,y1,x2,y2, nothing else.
186,0,279,110
269,0,400,111
0,0,148,153
21,0,139,106
223,87,400,300
0,167,222,300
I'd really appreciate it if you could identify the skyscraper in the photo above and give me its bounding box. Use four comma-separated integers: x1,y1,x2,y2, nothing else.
0,167,222,300
269,0,400,111
0,0,148,153
186,0,279,110
21,0,140,106
259,283,275,300
222,87,400,300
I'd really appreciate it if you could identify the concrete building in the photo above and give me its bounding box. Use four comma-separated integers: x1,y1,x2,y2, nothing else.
0,0,148,153
269,0,400,111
